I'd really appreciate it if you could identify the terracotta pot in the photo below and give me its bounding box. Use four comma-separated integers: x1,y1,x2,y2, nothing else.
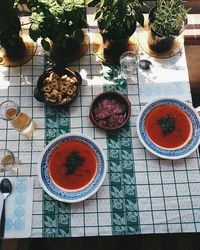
147,5,185,53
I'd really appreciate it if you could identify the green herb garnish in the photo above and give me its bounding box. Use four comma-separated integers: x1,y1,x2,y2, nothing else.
158,115,176,134
65,151,84,175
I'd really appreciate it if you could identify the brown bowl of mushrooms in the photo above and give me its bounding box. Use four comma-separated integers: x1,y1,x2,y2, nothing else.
34,67,82,107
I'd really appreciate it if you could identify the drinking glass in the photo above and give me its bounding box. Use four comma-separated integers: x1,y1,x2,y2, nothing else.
0,100,36,138
0,149,20,172
119,51,139,79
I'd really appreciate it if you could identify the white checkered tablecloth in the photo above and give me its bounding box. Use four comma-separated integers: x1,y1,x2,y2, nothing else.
0,18,200,238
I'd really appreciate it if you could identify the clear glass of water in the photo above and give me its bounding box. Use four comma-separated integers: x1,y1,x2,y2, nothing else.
0,149,20,172
119,51,139,79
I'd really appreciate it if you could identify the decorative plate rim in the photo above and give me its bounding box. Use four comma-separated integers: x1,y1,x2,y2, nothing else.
136,98,200,159
37,133,107,203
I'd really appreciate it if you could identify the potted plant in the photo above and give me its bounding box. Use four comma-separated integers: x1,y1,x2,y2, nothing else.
27,0,91,65
95,0,144,52
0,0,26,60
147,0,188,53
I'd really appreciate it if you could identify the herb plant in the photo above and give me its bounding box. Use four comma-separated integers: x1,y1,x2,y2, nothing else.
95,0,144,40
65,151,85,175
159,115,176,134
27,0,91,51
150,0,188,37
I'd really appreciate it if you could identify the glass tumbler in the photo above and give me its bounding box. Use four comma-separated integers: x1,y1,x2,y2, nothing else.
119,51,139,79
0,100,36,138
0,149,20,172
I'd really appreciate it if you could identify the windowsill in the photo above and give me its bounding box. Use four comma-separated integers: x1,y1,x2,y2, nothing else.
184,14,200,44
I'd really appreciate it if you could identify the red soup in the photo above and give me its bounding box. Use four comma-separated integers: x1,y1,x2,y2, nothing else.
49,140,97,190
145,104,192,149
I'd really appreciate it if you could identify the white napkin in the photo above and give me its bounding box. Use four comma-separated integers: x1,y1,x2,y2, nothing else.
0,177,34,238
138,52,191,104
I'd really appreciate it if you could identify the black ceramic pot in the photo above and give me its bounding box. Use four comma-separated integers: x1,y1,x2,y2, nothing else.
98,21,137,64
0,17,26,58
101,34,129,51
100,21,137,51
147,29,175,53
1,35,26,58
50,34,87,66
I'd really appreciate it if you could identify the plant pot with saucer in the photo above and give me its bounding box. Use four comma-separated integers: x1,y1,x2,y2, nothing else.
28,0,92,66
0,0,26,64
94,0,144,64
147,0,188,53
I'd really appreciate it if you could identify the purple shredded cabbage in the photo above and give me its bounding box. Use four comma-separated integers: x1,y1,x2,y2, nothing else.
94,98,126,128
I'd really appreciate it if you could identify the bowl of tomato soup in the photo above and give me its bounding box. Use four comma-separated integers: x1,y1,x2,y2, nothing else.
37,134,107,203
137,98,200,159
145,104,192,150
49,140,97,191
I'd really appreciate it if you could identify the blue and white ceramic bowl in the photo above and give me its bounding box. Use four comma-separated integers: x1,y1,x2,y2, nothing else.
37,133,107,203
137,98,200,159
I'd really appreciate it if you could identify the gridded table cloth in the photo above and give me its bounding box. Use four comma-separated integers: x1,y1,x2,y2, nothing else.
0,25,200,238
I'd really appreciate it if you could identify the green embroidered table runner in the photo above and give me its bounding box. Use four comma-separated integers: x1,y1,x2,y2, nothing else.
43,59,140,236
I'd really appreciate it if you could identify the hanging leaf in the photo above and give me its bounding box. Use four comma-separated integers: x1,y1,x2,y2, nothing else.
41,38,51,51
95,10,102,20
85,0,93,5
29,28,40,42
72,29,84,42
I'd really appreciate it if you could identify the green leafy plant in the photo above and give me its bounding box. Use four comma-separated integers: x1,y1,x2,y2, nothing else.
65,151,85,175
150,0,188,37
158,115,176,134
27,0,91,51
0,0,21,45
95,0,144,40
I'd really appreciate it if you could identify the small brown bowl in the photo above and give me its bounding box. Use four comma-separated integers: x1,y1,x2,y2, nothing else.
89,91,131,131
34,67,82,107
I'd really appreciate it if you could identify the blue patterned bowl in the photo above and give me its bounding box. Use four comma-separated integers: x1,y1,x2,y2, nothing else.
37,133,107,203
137,98,200,159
